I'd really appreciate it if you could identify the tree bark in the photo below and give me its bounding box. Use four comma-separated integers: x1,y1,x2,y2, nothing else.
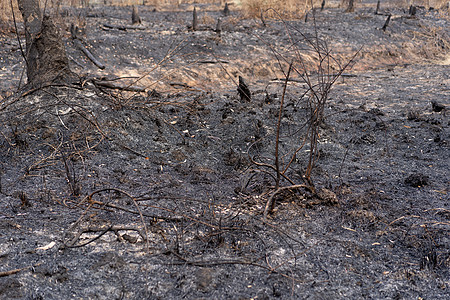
17,0,42,82
17,0,75,85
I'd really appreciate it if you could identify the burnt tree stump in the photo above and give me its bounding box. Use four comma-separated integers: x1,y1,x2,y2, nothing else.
345,0,354,13
132,5,142,25
192,7,198,31
223,2,230,16
260,9,266,27
17,0,76,86
215,17,222,35
238,76,251,102
375,0,381,15
382,14,391,31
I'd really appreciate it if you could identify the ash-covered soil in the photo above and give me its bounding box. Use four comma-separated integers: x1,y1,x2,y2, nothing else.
0,2,449,299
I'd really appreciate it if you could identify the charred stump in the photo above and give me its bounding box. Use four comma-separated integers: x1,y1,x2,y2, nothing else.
260,9,266,27
223,2,230,16
237,76,251,102
375,0,381,15
132,5,142,25
17,0,75,86
215,17,222,35
345,0,354,13
192,7,198,31
382,14,391,31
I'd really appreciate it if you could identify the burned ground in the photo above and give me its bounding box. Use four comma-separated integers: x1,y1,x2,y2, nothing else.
0,2,449,299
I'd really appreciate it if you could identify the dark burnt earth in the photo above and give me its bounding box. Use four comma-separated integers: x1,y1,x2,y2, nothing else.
0,3,449,299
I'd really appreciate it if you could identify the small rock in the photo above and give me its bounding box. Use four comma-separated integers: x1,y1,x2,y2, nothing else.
404,173,429,187
122,233,139,244
431,101,445,113
369,108,384,116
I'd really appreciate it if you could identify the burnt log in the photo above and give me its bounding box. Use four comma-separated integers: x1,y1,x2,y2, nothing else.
93,80,145,92
73,39,105,70
102,24,145,31
71,24,105,69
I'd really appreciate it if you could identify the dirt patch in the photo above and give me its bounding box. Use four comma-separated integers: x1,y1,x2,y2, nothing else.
0,3,449,299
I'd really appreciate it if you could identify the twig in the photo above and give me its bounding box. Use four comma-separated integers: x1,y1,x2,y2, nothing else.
0,263,41,277
71,188,151,252
264,184,310,220
64,225,147,248
275,62,293,190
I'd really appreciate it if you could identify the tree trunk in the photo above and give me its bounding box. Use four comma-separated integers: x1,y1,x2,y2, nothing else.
345,0,354,12
17,0,75,85
131,5,141,25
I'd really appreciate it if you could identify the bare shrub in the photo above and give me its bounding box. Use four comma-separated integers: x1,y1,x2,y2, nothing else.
247,9,358,218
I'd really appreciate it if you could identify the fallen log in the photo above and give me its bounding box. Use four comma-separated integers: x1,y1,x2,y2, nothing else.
197,59,229,64
102,24,146,31
93,80,146,92
73,39,105,69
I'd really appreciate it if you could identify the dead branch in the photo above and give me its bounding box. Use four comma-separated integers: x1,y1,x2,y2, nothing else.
264,184,311,219
93,79,146,92
274,63,293,189
0,263,41,277
64,225,147,248
73,39,105,70
102,24,145,31
71,188,150,252
197,60,230,64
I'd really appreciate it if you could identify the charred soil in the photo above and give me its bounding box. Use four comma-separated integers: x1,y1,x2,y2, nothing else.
0,3,449,299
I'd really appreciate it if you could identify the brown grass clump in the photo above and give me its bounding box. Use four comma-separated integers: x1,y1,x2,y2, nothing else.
0,0,20,24
240,0,321,19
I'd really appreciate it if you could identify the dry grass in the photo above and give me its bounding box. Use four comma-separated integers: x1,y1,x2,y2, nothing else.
240,0,321,19
1,0,448,27
0,0,20,24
